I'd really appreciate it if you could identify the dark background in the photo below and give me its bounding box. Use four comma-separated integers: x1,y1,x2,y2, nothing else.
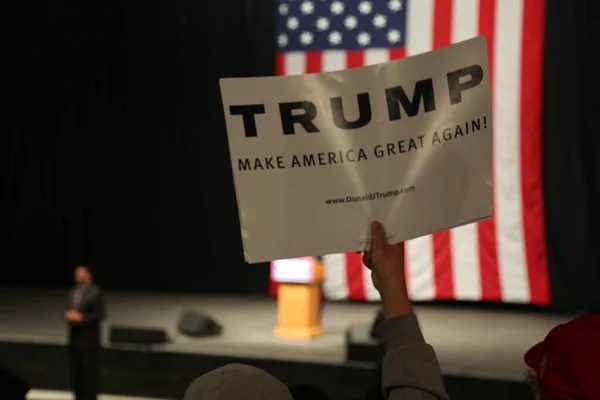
2,0,599,311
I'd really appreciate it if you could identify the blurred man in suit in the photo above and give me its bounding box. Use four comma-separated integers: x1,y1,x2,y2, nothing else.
64,265,105,400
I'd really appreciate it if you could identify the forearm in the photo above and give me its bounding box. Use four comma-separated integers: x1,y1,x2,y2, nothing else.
381,287,413,320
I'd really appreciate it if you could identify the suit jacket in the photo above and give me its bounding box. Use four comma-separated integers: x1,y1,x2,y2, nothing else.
67,284,105,347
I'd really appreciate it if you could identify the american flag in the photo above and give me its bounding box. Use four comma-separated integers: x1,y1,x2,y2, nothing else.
270,0,550,305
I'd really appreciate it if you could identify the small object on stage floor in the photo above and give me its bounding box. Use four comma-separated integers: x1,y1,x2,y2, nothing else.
178,311,223,337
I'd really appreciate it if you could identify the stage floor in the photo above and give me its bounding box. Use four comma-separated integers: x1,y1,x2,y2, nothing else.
0,288,569,382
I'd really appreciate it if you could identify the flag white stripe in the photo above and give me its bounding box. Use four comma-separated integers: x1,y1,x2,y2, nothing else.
322,254,349,300
323,50,346,72
364,48,389,66
448,0,482,300
450,224,481,300
406,0,435,56
451,0,479,41
284,52,306,75
404,0,436,301
494,0,529,302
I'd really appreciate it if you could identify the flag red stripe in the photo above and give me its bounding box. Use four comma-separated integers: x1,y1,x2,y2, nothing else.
305,51,323,73
431,0,455,299
477,0,502,301
520,0,550,305
389,48,405,60
275,52,285,76
346,50,365,69
432,231,454,299
345,252,366,300
433,0,453,49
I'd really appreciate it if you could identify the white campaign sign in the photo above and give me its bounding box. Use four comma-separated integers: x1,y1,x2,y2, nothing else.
220,37,493,264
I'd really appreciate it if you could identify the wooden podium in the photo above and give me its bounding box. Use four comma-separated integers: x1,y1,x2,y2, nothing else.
272,257,324,340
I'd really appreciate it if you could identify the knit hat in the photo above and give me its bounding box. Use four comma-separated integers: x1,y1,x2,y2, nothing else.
183,363,293,400
524,314,600,400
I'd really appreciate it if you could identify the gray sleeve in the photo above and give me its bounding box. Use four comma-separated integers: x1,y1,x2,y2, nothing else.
376,314,450,400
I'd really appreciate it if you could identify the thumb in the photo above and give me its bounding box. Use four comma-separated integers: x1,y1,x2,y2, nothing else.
370,221,388,251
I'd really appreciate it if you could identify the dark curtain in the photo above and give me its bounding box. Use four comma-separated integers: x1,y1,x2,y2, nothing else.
543,0,600,312
2,0,276,293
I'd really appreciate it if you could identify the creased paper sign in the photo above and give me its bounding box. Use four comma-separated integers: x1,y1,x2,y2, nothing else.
220,36,493,264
